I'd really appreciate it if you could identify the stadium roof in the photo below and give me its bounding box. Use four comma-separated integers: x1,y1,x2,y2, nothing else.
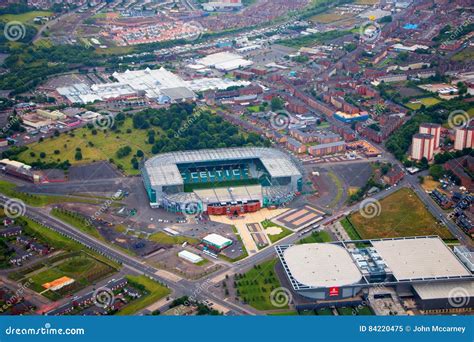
282,244,363,288
371,237,472,281
194,185,262,204
144,147,302,188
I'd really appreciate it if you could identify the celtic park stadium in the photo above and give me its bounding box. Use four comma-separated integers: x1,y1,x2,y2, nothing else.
141,147,303,215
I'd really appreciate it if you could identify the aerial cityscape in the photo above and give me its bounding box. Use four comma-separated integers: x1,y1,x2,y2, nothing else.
0,0,473,323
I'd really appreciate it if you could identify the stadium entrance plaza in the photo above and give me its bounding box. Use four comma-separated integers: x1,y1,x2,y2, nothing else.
209,208,289,255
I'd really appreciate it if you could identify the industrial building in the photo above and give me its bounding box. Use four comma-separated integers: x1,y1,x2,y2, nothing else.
57,67,249,104
141,147,302,214
178,250,204,264
276,236,474,310
202,234,233,252
195,52,253,72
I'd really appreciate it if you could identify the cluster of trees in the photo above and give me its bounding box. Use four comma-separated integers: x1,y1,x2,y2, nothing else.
131,104,269,154
386,99,473,161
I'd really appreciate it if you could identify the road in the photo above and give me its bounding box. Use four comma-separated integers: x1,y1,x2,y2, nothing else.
372,143,472,247
0,196,256,315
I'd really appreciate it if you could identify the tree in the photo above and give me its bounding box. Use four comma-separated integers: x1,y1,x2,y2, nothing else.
116,146,132,159
429,164,444,181
271,97,284,111
75,151,82,161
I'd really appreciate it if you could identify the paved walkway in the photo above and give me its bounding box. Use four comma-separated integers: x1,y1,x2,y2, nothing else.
209,209,288,256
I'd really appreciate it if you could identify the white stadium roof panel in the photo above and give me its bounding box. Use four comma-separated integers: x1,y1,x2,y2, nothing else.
144,147,301,188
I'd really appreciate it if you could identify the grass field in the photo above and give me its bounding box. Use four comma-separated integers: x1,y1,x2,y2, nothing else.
328,171,344,208
310,11,353,24
298,230,332,244
261,220,293,244
0,11,52,24
149,232,199,245
452,47,474,62
23,252,116,299
406,97,442,110
117,275,170,315
340,217,362,240
347,188,453,240
235,259,286,311
20,217,120,269
18,118,156,175
0,180,102,207
51,208,103,241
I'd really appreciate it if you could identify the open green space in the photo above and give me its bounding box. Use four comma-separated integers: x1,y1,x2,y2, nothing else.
235,259,286,311
405,97,442,110
148,232,199,246
18,217,120,269
298,230,332,244
347,188,454,240
0,11,52,24
51,208,103,241
117,275,170,315
278,29,351,48
16,105,268,175
18,117,153,175
261,220,293,244
18,252,116,300
328,171,344,207
0,180,102,207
